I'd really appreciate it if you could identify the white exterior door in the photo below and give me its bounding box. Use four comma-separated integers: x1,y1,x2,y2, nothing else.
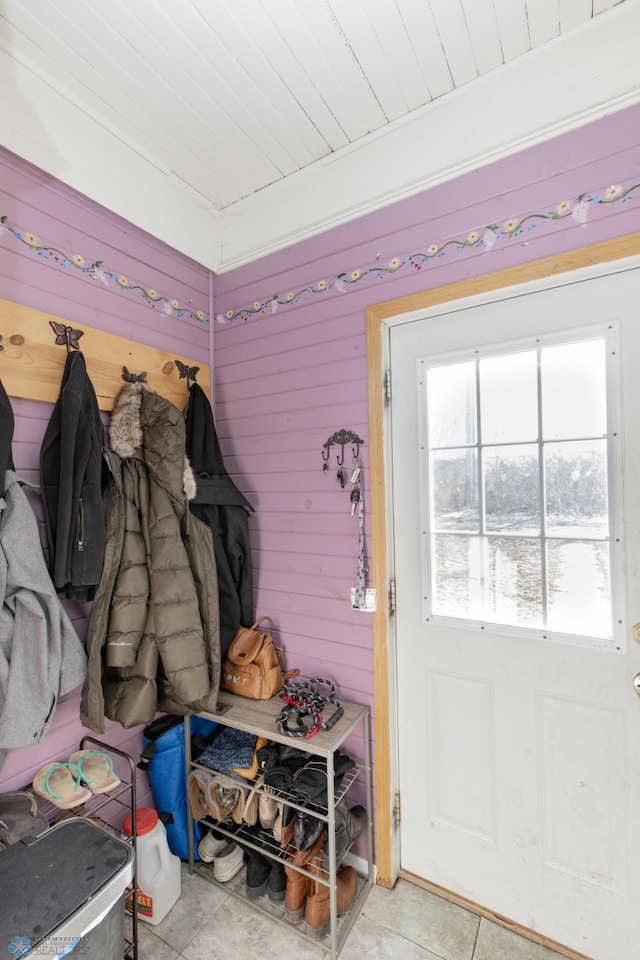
389,265,640,960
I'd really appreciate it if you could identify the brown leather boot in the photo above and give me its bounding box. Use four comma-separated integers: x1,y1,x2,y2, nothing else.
280,806,296,850
284,828,324,924
284,859,311,923
304,850,357,940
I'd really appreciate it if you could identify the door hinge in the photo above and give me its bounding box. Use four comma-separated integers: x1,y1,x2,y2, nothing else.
393,789,401,827
389,578,396,616
384,368,392,404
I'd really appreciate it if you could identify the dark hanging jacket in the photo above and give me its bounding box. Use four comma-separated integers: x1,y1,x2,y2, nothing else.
0,378,15,493
184,383,254,660
39,351,106,602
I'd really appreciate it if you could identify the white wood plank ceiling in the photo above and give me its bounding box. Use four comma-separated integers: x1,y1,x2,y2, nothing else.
0,0,637,271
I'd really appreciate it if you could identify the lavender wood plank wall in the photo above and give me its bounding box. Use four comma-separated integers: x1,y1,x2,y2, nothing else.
214,103,640,791
0,146,211,817
2,100,640,843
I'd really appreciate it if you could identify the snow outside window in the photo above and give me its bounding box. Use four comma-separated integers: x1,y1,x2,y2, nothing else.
418,324,623,647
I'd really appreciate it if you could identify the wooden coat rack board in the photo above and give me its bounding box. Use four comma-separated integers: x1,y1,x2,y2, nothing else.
0,298,210,412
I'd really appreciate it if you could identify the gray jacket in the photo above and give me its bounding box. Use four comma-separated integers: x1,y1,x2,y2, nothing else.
0,471,87,764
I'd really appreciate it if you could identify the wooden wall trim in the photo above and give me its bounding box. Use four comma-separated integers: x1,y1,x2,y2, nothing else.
366,231,640,890
368,231,640,325
366,303,394,887
0,298,210,411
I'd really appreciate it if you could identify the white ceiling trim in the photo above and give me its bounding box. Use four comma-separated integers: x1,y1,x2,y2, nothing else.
0,42,224,268
218,1,640,271
0,1,638,273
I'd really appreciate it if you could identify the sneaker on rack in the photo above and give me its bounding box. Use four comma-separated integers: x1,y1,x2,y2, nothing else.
198,829,227,863
213,841,245,882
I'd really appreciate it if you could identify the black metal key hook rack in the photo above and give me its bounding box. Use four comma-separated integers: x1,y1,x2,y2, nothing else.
322,429,369,608
321,429,364,470
322,428,364,504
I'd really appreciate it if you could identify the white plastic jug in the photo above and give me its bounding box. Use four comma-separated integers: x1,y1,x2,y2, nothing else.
123,806,181,925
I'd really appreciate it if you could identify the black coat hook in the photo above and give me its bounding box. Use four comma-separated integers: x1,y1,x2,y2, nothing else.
49,320,83,352
122,366,148,383
174,359,199,388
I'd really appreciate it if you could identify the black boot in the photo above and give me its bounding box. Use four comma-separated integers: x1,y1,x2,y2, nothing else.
290,752,355,805
267,860,287,902
244,845,272,898
323,799,367,869
261,744,308,790
294,808,324,853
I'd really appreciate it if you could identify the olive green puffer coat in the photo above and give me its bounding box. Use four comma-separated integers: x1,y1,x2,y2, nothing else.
81,381,220,733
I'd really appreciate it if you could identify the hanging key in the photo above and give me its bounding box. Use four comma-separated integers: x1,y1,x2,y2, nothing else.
350,487,361,515
350,463,361,484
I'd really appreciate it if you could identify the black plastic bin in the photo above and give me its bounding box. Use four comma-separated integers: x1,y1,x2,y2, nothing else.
0,817,133,959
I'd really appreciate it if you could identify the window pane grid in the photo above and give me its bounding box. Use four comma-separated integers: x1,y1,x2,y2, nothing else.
424,333,613,641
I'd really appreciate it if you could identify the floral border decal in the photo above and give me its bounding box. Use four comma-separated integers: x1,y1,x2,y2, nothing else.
0,216,208,324
217,182,640,324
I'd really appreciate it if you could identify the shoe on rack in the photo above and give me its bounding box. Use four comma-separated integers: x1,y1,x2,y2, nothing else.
198,829,227,863
280,804,296,849
289,752,355,807
304,858,357,941
283,828,325,924
271,802,285,843
284,864,310,924
245,845,271,899
294,808,324,853
213,841,244,882
258,789,279,830
242,774,265,828
262,745,309,790
323,800,368,870
267,860,287,902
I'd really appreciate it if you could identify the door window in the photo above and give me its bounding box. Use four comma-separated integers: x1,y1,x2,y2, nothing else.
419,324,622,647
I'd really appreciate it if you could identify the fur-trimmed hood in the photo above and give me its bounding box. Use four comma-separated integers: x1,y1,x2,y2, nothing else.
110,381,196,500
109,380,144,460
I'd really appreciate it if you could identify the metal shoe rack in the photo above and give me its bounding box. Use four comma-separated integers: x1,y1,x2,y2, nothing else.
185,690,373,960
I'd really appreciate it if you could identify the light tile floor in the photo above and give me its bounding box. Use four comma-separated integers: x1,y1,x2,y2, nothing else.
128,863,573,960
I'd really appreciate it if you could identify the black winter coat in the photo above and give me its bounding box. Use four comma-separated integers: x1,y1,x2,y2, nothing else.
0,378,15,492
40,351,106,601
184,383,254,659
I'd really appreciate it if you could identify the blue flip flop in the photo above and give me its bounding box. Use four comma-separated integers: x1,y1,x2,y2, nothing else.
32,762,92,810
68,750,121,795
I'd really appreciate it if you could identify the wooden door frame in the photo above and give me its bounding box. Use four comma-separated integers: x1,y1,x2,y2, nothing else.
366,231,640,890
